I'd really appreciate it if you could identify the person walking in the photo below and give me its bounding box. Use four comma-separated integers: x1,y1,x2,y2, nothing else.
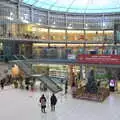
0,78,5,90
65,80,68,94
39,94,47,113
50,93,57,111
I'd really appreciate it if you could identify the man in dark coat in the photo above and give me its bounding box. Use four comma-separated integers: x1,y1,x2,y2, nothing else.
50,93,57,111
1,79,5,90
65,80,68,94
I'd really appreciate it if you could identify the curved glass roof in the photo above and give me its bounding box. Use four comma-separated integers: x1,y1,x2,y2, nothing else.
23,0,120,13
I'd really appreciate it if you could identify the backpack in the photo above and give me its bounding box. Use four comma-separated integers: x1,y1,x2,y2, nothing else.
40,97,46,106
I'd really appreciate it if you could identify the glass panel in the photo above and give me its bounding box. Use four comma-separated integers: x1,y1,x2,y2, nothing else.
97,31,104,42
85,15,103,29
25,0,35,5
32,43,49,57
104,30,114,42
31,26,48,40
20,7,30,22
85,31,98,41
85,31,103,42
103,15,114,29
0,42,3,55
50,29,65,41
51,6,68,12
33,11,47,25
14,24,48,40
23,0,120,13
49,13,65,27
67,30,84,41
8,24,18,37
16,24,33,38
35,2,50,9
67,15,84,29
37,28,48,40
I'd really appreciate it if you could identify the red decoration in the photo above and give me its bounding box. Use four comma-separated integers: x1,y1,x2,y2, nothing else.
77,54,120,64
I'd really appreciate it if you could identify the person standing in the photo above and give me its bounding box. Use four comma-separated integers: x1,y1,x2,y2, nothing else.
65,80,68,94
71,81,76,97
0,79,5,90
50,93,57,111
39,94,47,113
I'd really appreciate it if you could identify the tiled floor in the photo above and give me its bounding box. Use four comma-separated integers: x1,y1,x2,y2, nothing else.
0,86,120,120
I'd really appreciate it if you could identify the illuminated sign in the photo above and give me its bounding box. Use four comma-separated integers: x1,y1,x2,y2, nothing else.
77,55,120,64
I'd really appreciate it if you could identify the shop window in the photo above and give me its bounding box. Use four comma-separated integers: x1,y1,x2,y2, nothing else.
32,27,48,40
67,30,84,41
104,30,114,42
85,31,97,41
85,31,104,42
85,31,104,41
50,29,65,41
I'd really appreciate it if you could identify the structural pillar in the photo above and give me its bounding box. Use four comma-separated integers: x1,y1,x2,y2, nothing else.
68,65,75,86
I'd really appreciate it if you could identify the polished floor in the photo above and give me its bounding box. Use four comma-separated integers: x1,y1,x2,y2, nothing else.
0,86,120,120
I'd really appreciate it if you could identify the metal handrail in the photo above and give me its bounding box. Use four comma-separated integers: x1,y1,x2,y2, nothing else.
12,55,32,76
10,55,63,92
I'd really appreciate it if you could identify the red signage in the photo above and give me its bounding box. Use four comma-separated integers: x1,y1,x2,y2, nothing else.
77,55,120,64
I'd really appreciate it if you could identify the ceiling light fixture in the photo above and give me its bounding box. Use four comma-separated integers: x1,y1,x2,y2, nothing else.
67,23,72,29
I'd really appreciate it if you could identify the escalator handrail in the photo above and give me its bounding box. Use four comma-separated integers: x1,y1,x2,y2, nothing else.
38,76,62,93
17,55,37,74
11,56,32,75
11,55,62,92
32,74,62,92
40,75,62,90
12,55,37,74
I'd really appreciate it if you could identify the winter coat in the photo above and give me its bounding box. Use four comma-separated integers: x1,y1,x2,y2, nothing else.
50,95,57,105
40,96,46,106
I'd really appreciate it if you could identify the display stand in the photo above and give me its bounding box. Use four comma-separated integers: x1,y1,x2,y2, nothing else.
73,69,110,102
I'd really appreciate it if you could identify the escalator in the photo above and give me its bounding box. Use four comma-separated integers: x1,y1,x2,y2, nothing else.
49,76,65,84
32,75,62,93
10,55,62,93
11,60,32,76
11,55,32,76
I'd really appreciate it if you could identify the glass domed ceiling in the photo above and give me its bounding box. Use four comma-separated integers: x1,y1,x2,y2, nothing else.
23,0,120,13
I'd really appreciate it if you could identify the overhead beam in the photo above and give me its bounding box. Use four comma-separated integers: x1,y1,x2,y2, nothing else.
66,0,76,12
0,1,17,8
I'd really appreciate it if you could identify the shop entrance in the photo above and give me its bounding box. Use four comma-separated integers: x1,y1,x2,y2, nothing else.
31,63,120,92
32,64,68,81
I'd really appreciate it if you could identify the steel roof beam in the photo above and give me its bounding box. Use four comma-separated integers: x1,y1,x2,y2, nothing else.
66,0,76,12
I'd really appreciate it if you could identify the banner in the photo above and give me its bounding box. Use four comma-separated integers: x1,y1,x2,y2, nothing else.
77,55,120,64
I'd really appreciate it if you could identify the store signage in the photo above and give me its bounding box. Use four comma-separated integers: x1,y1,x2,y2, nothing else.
77,55,120,64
